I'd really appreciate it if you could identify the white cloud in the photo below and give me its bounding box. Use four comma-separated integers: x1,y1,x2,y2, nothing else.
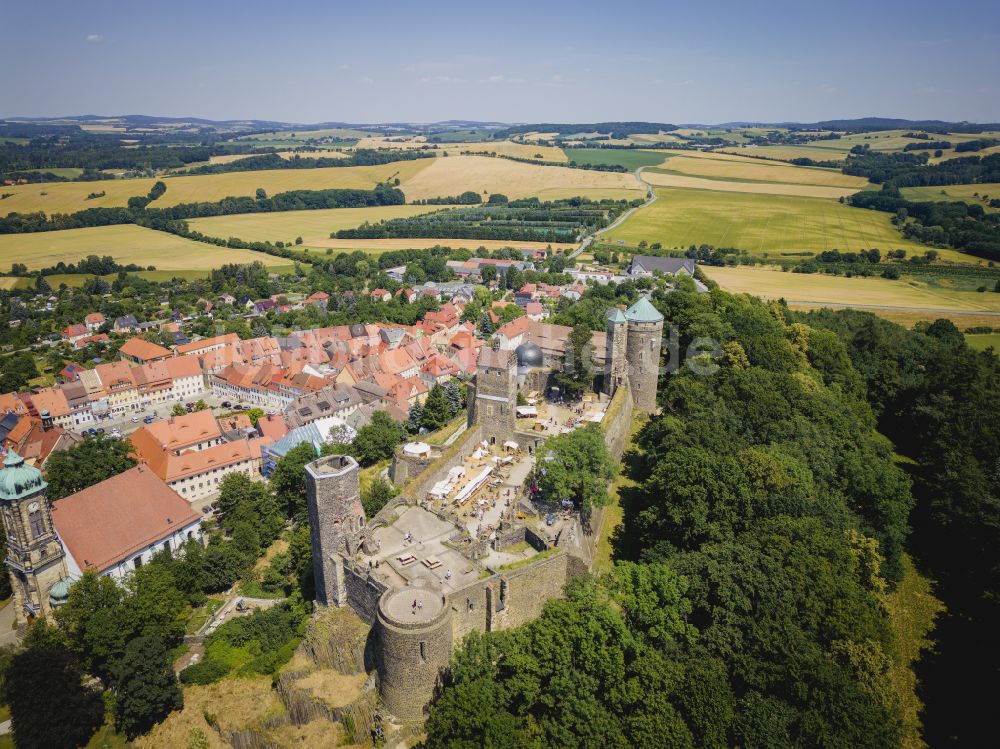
85,34,104,43
419,75,465,84
359,76,374,84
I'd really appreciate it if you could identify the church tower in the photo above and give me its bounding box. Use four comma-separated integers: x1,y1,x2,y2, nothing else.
0,450,70,621
603,307,628,397
623,297,664,412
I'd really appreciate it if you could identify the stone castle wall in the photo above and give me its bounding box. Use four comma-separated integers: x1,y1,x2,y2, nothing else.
601,384,634,462
342,560,388,625
396,425,482,501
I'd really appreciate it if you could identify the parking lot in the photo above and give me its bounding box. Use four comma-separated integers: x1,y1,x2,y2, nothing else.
74,390,234,438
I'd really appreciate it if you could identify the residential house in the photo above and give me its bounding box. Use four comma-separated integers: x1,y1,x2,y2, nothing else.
112,315,139,334
627,255,696,277
119,337,172,365
84,313,105,331
61,324,89,345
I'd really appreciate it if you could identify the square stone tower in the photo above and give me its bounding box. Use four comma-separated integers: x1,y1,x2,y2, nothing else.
305,455,365,607
467,343,517,445
603,307,628,397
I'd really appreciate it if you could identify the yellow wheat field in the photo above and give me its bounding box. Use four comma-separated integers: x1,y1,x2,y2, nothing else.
642,172,860,199
306,237,576,254
658,153,869,188
0,160,433,215
187,205,445,245
399,155,645,201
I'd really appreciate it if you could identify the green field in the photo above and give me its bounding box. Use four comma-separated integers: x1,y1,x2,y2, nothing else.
562,148,669,171
606,187,931,253
188,205,444,245
965,333,1000,353
900,183,1000,211
0,224,293,273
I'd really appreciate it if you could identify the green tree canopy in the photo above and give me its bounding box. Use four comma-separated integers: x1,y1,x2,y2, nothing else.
45,435,136,500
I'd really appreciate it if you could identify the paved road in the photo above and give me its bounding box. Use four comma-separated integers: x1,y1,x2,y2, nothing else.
571,166,655,259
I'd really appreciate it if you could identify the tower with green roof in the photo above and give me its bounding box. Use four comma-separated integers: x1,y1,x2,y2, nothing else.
623,296,664,411
0,450,69,622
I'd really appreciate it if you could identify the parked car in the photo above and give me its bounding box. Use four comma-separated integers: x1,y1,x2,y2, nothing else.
233,404,245,411
143,416,154,424
86,428,97,437
110,429,121,438
95,427,106,435
221,401,232,408
131,416,139,423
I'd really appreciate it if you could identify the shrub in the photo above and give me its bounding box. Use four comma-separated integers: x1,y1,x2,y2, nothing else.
179,659,230,685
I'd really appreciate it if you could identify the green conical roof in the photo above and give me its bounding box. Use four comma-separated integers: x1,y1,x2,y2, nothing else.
606,307,626,324
49,578,73,607
624,296,664,323
0,450,47,502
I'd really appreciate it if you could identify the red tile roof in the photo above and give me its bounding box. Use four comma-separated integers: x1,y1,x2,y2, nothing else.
51,466,201,573
120,337,172,362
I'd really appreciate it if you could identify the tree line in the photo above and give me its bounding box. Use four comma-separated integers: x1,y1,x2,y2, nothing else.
424,287,914,748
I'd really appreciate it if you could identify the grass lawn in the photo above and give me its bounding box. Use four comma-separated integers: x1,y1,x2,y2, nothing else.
656,152,868,188
607,187,931,254
0,224,294,274
562,148,669,171
425,412,468,445
188,205,444,246
703,265,1000,312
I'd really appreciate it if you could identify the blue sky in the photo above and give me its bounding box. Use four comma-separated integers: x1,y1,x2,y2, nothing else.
2,0,998,124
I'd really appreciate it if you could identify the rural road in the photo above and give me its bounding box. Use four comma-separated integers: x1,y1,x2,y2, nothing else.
571,166,656,258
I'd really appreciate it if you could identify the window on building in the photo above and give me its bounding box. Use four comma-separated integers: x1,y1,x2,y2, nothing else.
133,556,143,569
29,511,44,539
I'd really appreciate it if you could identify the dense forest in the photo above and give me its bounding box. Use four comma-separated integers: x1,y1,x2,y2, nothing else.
424,289,916,748
798,310,1000,748
842,151,1000,187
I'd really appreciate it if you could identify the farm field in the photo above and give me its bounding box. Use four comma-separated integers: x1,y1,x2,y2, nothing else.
965,333,1000,354
720,145,850,162
187,205,445,245
238,127,372,142
901,182,1000,210
928,143,1000,163
205,150,349,165
0,224,288,272
605,187,930,253
398,155,645,201
656,152,869,188
451,141,568,162
303,237,576,254
0,159,433,215
642,172,859,199
562,148,669,170
702,264,1000,312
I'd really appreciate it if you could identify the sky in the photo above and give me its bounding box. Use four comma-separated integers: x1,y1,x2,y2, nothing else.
2,0,998,125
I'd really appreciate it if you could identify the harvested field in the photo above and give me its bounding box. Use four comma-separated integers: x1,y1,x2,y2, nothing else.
0,160,433,215
703,264,1000,312
641,172,859,199
304,237,575,254
607,187,929,253
657,153,869,188
188,205,444,245
399,154,644,201
720,145,851,162
206,150,349,165
0,224,283,272
451,141,568,161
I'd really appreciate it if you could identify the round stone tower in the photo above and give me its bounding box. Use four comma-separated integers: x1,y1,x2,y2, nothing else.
376,585,453,721
624,296,664,412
